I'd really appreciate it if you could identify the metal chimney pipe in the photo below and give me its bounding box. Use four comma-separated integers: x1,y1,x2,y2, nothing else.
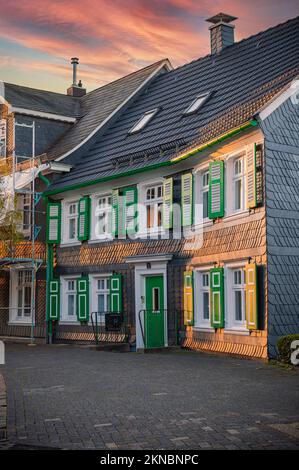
71,57,79,86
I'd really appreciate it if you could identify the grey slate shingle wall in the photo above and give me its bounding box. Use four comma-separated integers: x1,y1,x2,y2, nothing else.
261,95,299,358
14,114,71,159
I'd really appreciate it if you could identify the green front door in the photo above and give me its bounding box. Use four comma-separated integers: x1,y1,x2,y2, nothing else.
145,276,165,348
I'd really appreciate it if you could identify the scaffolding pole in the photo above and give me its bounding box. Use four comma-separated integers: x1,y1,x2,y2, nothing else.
12,120,38,346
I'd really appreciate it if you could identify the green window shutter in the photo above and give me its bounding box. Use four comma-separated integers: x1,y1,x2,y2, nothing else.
111,189,119,237
246,143,257,209
110,274,123,313
208,161,224,219
183,271,194,326
47,279,60,321
76,276,89,322
78,196,90,241
124,187,138,235
163,177,173,229
245,263,258,330
210,267,225,328
181,173,193,227
46,202,61,244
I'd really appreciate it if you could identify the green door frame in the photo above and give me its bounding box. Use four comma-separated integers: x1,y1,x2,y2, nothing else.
145,275,165,348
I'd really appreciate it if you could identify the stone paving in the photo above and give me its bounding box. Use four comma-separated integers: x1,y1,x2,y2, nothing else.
0,343,299,450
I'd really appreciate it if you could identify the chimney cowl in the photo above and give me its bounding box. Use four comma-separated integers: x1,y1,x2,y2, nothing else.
206,13,238,54
67,57,86,96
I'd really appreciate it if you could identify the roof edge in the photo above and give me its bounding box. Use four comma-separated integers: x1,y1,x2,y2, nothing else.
257,77,299,121
53,59,172,163
44,119,258,197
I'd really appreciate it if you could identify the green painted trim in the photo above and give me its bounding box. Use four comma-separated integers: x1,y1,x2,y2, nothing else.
38,172,51,187
171,121,258,163
44,120,258,197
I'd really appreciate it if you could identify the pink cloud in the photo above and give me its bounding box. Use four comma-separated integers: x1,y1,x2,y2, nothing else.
0,0,298,92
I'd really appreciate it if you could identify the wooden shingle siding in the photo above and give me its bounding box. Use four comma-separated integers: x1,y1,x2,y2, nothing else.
57,212,265,267
261,95,299,358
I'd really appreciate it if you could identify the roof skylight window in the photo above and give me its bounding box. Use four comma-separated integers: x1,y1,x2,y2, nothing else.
184,92,210,115
129,108,159,134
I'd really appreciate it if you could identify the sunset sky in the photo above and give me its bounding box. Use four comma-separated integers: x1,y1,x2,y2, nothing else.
0,0,298,94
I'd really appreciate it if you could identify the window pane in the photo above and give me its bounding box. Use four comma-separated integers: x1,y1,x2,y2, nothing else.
202,171,209,188
235,290,242,321
98,294,105,313
234,270,242,285
234,179,242,210
24,286,31,316
202,273,209,287
203,190,209,219
203,292,210,320
147,205,154,229
157,203,163,227
17,289,22,316
69,218,76,239
67,294,75,316
153,288,160,311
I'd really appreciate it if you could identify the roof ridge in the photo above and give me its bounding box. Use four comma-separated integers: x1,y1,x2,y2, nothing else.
171,15,299,74
3,81,79,100
81,59,170,99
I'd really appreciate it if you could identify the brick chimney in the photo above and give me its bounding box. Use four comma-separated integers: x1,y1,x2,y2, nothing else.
206,13,238,54
67,57,86,97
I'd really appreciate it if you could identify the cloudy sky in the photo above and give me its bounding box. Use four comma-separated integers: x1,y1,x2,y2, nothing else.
0,0,298,93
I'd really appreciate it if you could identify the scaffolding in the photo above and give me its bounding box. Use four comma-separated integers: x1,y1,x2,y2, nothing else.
0,119,43,344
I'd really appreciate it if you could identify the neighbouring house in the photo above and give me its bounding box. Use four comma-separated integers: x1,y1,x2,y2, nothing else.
1,14,299,359
0,58,171,339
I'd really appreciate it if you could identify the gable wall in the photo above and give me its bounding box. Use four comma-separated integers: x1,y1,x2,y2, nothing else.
261,94,299,358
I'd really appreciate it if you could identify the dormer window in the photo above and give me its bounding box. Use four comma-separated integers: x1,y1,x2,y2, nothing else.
129,108,159,134
184,92,210,115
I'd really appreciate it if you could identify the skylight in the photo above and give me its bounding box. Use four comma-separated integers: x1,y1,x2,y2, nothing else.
129,108,159,134
184,92,210,115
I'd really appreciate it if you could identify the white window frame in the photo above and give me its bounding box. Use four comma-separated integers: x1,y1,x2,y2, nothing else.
129,108,159,134
225,150,247,216
60,275,80,324
90,275,111,323
184,92,210,115
225,262,247,332
138,179,164,236
194,164,212,228
9,268,34,324
0,119,7,158
90,193,112,242
194,266,213,330
62,199,80,245
17,192,32,238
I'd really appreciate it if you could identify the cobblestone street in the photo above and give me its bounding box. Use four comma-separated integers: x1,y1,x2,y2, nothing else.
1,343,299,450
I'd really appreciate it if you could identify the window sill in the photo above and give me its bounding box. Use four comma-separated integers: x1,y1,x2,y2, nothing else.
193,326,214,332
59,321,80,325
224,210,249,222
224,328,249,336
8,322,34,326
88,237,112,244
60,241,81,247
137,229,166,239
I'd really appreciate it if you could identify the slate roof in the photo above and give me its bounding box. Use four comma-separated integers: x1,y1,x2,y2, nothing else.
2,60,169,160
3,82,80,117
48,16,299,193
45,60,170,160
